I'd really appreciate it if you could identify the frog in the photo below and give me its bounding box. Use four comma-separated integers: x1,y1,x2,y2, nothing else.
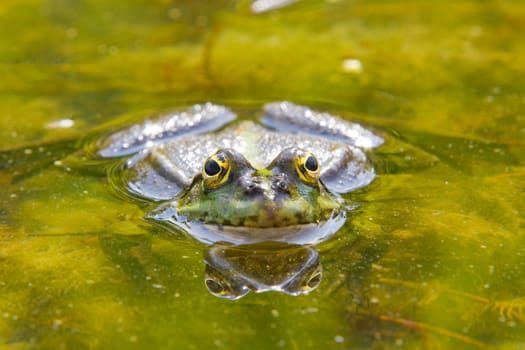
97,101,383,244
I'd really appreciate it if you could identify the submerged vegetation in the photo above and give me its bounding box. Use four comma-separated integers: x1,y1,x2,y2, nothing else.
0,0,524,348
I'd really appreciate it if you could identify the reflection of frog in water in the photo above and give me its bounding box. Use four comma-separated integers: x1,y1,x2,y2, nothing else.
204,242,321,300
97,234,322,300
95,102,382,297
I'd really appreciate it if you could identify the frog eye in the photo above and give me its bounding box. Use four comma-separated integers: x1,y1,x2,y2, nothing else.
203,151,231,190
305,272,322,290
294,151,320,186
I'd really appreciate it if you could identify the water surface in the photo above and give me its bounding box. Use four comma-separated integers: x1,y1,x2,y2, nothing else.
1,0,524,349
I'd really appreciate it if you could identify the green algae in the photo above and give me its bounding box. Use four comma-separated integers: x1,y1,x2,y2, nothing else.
1,0,524,349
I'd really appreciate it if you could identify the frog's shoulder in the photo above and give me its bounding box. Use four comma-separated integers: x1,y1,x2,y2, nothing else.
262,101,383,149
98,103,236,158
118,122,254,200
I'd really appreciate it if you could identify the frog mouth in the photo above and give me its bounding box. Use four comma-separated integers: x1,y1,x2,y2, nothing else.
226,201,340,228
147,204,347,245
174,171,343,228
176,194,342,228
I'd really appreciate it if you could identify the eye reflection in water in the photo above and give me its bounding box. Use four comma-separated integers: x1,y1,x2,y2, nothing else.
203,241,322,300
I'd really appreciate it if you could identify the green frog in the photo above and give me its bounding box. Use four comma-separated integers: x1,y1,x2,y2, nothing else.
98,101,382,244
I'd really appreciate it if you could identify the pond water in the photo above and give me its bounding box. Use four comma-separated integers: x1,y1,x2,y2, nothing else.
1,0,524,349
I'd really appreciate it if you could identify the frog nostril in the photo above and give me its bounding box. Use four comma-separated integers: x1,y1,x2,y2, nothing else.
244,181,260,194
273,179,290,193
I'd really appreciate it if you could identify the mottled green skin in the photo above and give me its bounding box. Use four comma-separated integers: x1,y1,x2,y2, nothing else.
176,148,342,228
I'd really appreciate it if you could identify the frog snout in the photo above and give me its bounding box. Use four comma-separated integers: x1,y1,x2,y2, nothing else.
239,174,293,203
240,177,264,195
271,176,291,194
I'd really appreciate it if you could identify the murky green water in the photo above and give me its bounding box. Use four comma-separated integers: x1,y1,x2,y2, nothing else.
1,0,524,348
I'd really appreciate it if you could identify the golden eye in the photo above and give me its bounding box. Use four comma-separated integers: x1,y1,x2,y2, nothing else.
305,272,322,290
294,151,320,186
202,151,231,190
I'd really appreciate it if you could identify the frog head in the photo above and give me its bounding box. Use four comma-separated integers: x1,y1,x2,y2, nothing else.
175,147,343,228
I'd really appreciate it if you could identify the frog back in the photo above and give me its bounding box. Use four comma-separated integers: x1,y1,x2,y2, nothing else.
122,121,373,200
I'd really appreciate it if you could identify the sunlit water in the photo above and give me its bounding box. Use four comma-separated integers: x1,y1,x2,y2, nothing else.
1,1,524,349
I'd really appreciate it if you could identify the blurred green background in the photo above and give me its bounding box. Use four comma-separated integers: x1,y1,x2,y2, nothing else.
1,0,524,349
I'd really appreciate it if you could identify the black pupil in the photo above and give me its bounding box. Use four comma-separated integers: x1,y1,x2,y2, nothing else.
205,279,224,294
205,159,221,176
305,155,318,172
307,273,322,288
